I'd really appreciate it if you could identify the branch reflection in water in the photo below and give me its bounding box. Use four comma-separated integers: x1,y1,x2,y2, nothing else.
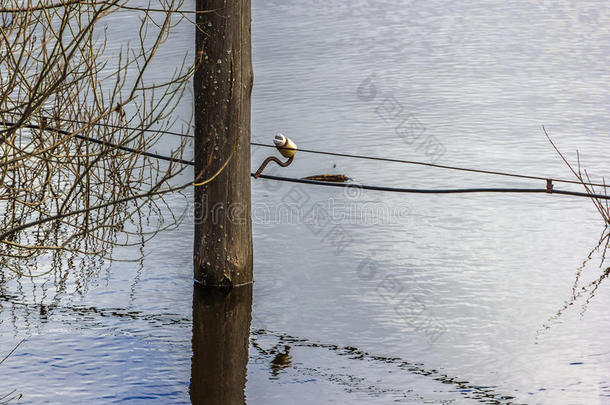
0,340,24,404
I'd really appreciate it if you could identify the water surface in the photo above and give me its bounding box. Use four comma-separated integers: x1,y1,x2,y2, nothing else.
2,0,610,404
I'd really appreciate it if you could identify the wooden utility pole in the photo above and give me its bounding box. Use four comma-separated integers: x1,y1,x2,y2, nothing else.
194,0,253,287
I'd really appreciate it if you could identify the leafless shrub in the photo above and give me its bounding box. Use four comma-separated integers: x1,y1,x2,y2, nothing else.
0,1,197,286
543,126,610,326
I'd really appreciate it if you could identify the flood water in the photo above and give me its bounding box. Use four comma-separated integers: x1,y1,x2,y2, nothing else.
2,0,610,404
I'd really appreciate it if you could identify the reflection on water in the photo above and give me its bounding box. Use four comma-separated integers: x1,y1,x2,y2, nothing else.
3,0,610,403
251,329,520,404
0,193,195,403
249,0,610,403
191,284,252,405
270,345,292,377
539,138,610,326
0,341,23,404
0,391,21,405
251,337,293,378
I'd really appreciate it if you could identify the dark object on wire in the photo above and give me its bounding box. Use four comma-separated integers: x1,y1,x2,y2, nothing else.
302,174,349,182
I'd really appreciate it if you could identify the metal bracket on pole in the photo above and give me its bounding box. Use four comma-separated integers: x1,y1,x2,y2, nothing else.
253,134,297,178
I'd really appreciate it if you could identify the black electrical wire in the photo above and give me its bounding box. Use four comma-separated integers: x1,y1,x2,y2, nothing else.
30,115,194,138
8,113,607,189
254,174,610,200
255,143,609,189
3,120,610,200
0,121,192,166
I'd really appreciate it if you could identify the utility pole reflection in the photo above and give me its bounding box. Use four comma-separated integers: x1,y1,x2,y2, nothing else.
190,283,252,405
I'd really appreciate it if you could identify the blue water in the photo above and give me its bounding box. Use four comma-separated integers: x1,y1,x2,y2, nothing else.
2,0,610,404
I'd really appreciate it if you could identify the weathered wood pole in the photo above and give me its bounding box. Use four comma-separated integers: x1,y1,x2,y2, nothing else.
194,0,253,287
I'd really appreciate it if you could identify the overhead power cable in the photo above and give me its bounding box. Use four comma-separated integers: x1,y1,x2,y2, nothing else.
254,174,610,200
257,143,609,189
3,120,610,200
0,121,192,166
9,114,607,189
